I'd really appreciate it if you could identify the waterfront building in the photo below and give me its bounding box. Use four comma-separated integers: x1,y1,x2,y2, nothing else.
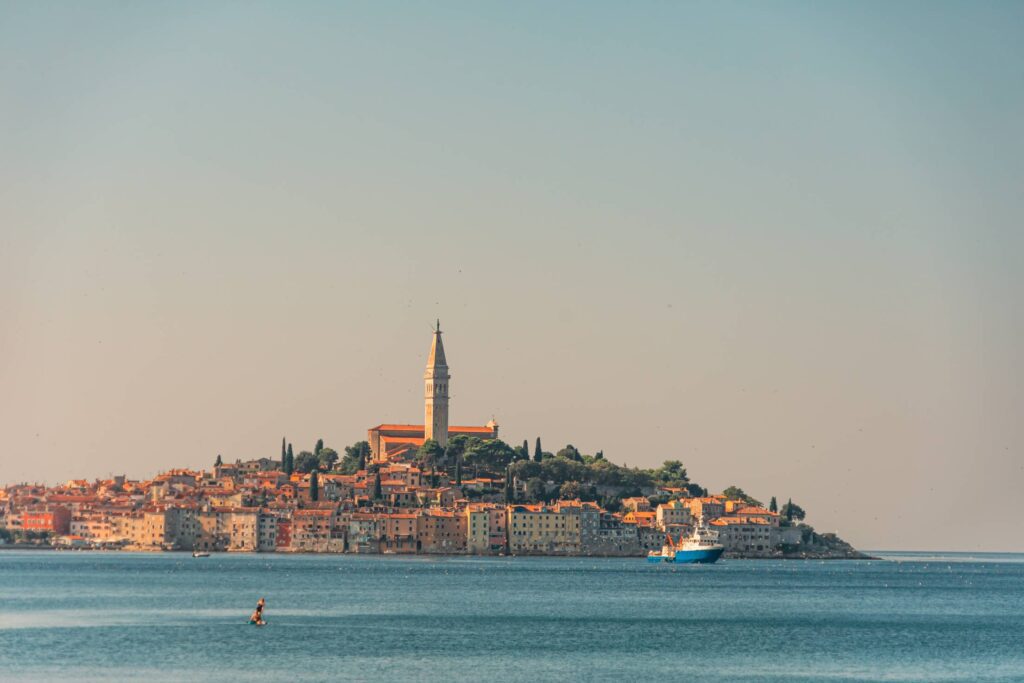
465,503,506,554
418,508,466,553
655,500,692,531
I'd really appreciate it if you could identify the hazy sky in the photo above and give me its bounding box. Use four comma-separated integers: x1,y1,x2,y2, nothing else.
2,3,1022,551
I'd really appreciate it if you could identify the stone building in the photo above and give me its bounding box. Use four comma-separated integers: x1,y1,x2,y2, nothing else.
367,322,498,463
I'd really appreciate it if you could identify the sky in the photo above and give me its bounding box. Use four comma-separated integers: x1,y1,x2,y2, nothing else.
1,2,1022,552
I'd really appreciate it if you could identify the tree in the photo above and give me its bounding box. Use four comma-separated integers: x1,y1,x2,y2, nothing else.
559,481,581,500
520,440,530,461
463,439,517,470
594,450,604,460
556,445,583,462
318,447,338,470
769,496,778,513
373,471,383,500
315,438,324,456
525,477,546,501
214,454,222,467
309,470,319,501
340,441,371,474
345,441,371,460
455,456,463,486
294,451,319,474
417,439,445,469
504,467,514,504
653,460,689,486
781,500,806,522
284,444,295,475
533,437,544,463
721,486,763,508
281,437,287,466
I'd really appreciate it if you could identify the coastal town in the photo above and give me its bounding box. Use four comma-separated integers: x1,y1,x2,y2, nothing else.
0,325,862,560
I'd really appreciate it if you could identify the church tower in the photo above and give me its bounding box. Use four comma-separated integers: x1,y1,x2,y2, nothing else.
424,320,450,447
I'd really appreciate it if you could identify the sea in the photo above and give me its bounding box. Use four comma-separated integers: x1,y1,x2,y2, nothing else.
0,551,1022,682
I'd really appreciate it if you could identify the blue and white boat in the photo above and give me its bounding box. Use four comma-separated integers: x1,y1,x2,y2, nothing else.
647,522,724,564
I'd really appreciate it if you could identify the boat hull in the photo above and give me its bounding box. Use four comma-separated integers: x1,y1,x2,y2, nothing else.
673,547,723,564
647,547,724,564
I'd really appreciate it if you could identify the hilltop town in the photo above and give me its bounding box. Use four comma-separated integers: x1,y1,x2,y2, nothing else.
0,324,863,560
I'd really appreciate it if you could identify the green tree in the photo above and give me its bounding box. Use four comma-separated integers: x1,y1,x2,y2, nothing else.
345,441,371,460
721,486,762,508
769,496,778,513
340,441,371,474
455,456,463,486
284,443,295,475
594,450,604,460
463,439,517,470
525,477,546,502
294,451,319,474
417,439,445,469
520,440,530,461
781,500,806,521
309,470,319,501
214,454,222,467
556,444,583,462
281,437,287,466
318,447,339,470
559,480,581,500
373,472,383,500
314,438,324,456
653,460,689,486
504,467,514,503
533,437,543,463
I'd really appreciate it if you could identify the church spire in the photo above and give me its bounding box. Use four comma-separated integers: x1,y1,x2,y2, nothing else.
424,321,450,447
427,320,447,369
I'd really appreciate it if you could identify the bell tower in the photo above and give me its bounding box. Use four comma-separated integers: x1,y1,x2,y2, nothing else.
424,320,450,447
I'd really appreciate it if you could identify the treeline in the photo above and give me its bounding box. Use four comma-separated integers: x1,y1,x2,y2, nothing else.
232,435,808,520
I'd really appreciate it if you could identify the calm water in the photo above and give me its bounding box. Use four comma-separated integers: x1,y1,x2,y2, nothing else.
1,551,1022,682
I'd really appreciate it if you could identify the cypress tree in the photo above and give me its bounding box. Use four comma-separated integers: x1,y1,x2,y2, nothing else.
785,497,793,521
281,437,286,466
373,472,382,500
769,496,778,513
214,454,222,467
309,470,319,501
358,452,366,471
533,437,543,463
455,456,462,486
315,438,324,456
504,467,513,503
285,443,295,475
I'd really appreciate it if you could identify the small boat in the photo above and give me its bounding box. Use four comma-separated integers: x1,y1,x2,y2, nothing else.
192,550,210,558
647,522,724,564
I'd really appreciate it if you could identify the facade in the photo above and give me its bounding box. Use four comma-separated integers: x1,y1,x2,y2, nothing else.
655,500,692,531
466,504,506,554
21,506,71,535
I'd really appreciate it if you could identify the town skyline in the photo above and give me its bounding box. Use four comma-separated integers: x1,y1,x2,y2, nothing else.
2,4,1021,554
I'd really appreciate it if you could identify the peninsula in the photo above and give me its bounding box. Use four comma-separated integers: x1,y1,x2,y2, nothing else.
0,325,864,560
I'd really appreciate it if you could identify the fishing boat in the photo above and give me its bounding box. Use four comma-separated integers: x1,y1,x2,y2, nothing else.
192,549,210,558
647,521,724,564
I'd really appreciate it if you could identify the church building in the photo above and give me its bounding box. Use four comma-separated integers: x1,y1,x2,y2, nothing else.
367,322,498,463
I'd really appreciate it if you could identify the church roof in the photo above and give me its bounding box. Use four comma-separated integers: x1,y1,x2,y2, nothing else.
370,424,497,434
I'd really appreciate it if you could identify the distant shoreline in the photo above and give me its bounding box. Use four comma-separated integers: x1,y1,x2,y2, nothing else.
0,545,878,560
